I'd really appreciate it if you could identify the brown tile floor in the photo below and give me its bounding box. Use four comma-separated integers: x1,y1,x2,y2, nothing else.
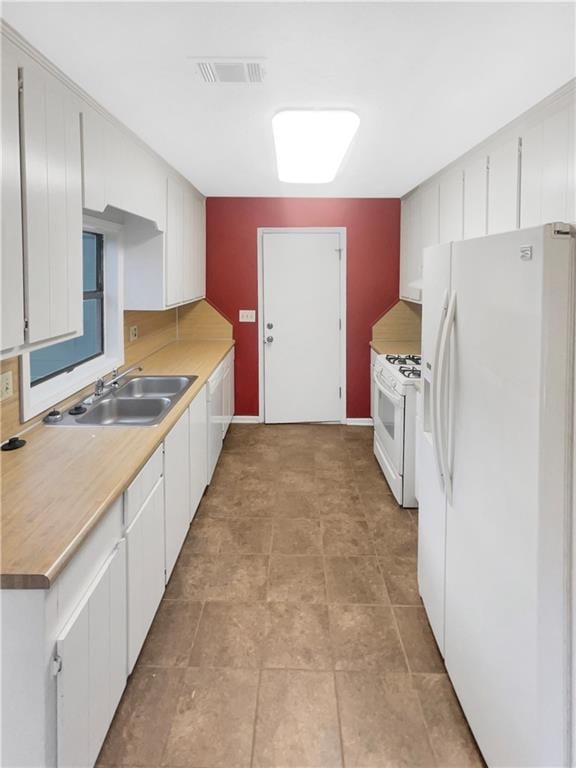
98,424,485,768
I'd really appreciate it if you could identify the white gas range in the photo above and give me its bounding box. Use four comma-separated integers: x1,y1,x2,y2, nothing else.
372,353,421,508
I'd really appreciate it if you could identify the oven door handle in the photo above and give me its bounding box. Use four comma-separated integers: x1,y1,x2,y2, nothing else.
375,374,404,407
431,290,448,493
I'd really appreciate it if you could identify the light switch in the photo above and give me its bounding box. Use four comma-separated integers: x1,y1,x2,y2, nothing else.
239,309,256,323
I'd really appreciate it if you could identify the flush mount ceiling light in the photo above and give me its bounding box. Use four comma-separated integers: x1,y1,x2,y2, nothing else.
272,110,360,183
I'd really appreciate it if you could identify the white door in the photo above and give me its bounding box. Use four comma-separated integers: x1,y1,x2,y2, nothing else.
1,40,25,353
126,477,165,671
444,227,573,768
487,136,520,234
189,386,208,518
521,104,574,228
418,242,452,654
56,541,126,768
164,409,191,579
20,57,83,345
462,154,488,240
261,230,344,423
207,368,224,482
165,176,184,306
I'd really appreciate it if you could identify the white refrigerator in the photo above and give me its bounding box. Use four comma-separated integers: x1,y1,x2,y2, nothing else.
418,223,574,768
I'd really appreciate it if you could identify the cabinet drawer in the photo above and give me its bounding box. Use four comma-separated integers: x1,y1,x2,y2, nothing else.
124,445,163,528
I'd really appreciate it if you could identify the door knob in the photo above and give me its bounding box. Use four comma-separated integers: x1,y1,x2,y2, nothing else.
265,336,274,343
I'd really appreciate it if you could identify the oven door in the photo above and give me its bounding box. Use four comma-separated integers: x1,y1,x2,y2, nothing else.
373,372,405,475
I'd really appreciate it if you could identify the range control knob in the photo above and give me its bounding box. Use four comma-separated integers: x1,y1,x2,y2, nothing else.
43,409,63,424
1,436,26,451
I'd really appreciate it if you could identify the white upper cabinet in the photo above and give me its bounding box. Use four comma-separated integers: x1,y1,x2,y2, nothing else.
1,39,25,352
21,58,84,345
184,184,207,303
463,153,488,239
398,82,574,302
399,190,422,302
81,105,107,212
521,102,575,227
166,176,206,307
165,175,185,306
487,135,520,234
439,167,464,244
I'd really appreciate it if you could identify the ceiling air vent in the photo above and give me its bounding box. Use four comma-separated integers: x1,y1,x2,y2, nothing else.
194,59,266,84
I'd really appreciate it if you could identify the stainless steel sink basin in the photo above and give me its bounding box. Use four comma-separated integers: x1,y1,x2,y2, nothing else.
76,397,172,426
47,374,199,427
118,375,195,398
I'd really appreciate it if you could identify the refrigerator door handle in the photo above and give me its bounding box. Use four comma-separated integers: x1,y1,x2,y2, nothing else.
437,290,457,502
431,290,449,492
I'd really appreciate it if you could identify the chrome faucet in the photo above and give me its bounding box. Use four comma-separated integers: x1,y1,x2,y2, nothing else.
108,365,143,389
90,365,143,401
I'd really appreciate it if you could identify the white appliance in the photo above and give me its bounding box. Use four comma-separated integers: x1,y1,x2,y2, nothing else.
418,223,574,768
373,353,421,507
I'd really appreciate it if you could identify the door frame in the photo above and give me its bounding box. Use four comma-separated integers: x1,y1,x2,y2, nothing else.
257,227,347,424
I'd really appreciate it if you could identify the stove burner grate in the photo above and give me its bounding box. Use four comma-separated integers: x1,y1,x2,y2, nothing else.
399,366,421,379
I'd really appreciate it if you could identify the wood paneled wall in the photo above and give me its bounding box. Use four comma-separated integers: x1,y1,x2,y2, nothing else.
178,299,233,340
371,300,422,354
0,300,227,442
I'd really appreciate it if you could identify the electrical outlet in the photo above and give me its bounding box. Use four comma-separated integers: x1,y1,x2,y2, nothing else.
0,371,13,401
129,325,139,342
239,309,256,323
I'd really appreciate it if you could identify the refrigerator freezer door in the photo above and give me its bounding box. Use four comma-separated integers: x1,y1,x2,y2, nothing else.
418,242,452,654
444,225,574,768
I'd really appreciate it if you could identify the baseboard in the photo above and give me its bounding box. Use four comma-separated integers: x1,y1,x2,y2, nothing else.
231,415,261,424
346,418,374,426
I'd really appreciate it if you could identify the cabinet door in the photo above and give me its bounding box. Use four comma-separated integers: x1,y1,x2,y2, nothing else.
126,477,165,671
20,60,83,345
487,136,520,234
189,386,208,518
439,168,463,244
1,41,25,352
183,186,206,303
164,410,191,579
56,541,127,768
82,106,107,212
521,104,574,227
463,154,488,239
207,374,224,482
399,191,422,302
165,176,184,306
420,182,440,250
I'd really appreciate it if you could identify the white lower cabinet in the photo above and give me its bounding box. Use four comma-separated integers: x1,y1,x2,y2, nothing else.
189,385,208,518
56,540,126,768
222,351,235,438
2,380,227,768
125,475,165,672
164,409,191,580
207,351,235,482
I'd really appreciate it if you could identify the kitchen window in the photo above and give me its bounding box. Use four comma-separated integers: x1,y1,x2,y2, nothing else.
21,217,124,420
30,232,105,385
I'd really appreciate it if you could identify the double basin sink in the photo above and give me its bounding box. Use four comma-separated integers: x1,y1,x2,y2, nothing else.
59,375,197,427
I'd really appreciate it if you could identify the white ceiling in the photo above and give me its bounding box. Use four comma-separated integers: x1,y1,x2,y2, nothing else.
3,2,574,197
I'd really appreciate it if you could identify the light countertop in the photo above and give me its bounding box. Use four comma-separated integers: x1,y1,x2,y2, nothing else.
1,339,234,589
370,339,421,356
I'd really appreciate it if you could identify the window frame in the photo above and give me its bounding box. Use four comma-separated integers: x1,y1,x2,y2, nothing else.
21,217,125,420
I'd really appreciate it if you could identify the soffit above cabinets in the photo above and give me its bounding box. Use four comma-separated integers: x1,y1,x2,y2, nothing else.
2,1,574,197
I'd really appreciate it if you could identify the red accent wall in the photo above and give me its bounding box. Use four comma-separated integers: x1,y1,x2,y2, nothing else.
206,197,401,419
